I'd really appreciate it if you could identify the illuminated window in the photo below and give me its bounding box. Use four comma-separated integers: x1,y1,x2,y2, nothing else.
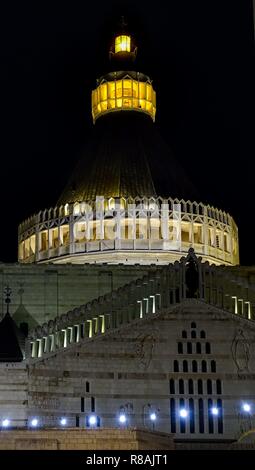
60,225,70,246
19,241,25,260
24,238,30,258
40,230,48,251
92,78,156,122
115,35,131,53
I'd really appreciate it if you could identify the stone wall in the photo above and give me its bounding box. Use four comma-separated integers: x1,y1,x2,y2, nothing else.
0,264,151,328
0,362,27,427
26,301,255,440
0,428,174,450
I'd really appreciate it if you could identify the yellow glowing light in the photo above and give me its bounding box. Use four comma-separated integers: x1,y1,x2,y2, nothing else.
92,78,156,122
115,35,131,53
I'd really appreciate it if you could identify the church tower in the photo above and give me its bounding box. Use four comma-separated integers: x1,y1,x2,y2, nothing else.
18,24,239,266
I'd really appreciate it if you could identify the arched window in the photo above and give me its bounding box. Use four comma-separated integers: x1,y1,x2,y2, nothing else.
178,342,183,354
198,398,204,433
179,398,186,433
207,379,212,395
187,342,192,354
198,379,203,394
217,399,223,434
208,398,214,433
191,330,196,339
170,398,176,433
189,398,195,433
174,360,179,372
202,360,207,373
183,360,188,373
211,360,216,373
206,342,211,354
188,379,194,394
170,379,175,394
191,322,196,329
196,342,202,354
182,330,187,338
192,360,197,373
216,379,222,395
200,330,206,339
179,379,184,394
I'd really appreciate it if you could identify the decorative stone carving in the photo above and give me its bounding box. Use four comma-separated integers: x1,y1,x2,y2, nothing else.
135,329,159,370
231,329,250,373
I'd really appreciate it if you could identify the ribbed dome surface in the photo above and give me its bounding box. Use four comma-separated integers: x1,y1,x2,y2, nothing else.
57,111,197,205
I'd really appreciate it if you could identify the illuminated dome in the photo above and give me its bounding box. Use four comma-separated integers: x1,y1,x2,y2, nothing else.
18,26,239,266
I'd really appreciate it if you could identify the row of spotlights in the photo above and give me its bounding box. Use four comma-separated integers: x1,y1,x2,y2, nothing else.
1,404,252,428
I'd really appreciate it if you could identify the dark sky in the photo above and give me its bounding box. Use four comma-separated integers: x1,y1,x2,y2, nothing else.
0,1,254,264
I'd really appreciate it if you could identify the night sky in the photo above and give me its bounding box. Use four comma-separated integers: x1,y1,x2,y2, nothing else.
0,1,254,264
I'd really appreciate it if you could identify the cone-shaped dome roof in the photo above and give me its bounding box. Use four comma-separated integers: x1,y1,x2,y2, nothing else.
58,112,197,205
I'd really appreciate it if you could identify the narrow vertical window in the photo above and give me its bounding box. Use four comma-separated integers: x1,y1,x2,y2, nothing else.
182,330,187,338
86,381,90,393
170,398,176,433
206,342,211,354
208,398,214,433
217,399,223,434
202,360,207,373
178,342,183,354
196,342,202,354
192,360,197,373
191,322,196,328
200,330,206,339
198,379,203,394
170,379,175,394
179,379,184,394
76,415,80,428
188,379,194,394
174,360,179,372
179,398,186,433
216,379,222,395
183,360,188,373
91,396,95,412
191,330,196,339
187,342,192,354
207,379,212,395
189,398,195,433
198,398,204,433
211,360,216,373
81,397,85,412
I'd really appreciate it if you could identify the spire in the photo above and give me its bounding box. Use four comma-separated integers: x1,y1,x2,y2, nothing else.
0,286,25,362
4,285,12,314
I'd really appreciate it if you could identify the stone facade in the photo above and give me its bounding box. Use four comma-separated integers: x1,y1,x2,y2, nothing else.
1,252,255,448
0,428,174,450
25,300,255,441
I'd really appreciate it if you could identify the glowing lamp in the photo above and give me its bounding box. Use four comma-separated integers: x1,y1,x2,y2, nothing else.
119,413,126,424
179,409,188,418
89,415,97,426
2,419,10,428
243,403,251,413
115,35,131,53
211,407,219,416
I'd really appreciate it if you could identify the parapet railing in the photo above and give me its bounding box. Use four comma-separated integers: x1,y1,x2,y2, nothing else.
27,250,254,361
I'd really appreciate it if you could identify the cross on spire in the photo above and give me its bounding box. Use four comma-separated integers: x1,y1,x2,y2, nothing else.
4,286,12,314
